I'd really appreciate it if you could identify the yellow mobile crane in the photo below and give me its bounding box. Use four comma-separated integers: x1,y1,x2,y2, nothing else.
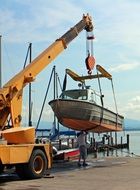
0,14,93,179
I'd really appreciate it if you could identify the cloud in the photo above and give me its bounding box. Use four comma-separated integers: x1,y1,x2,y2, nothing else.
95,1,140,42
92,0,140,64
1,0,140,46
41,108,54,122
127,96,140,108
109,62,140,73
0,0,84,43
1,0,140,121
119,95,140,119
21,102,54,125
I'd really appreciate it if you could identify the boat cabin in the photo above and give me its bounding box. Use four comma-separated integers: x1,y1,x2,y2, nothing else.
60,88,100,104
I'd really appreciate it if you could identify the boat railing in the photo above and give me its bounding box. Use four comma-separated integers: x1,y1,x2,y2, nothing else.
89,90,102,104
60,89,103,105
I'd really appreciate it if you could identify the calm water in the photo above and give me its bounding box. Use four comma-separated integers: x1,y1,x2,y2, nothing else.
94,131,140,158
37,129,140,157
125,131,140,156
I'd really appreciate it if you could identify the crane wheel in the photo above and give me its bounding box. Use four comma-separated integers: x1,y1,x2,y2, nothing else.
16,163,27,179
0,164,4,174
16,149,47,179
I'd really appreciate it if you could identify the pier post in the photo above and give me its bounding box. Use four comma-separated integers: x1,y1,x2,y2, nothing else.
71,138,74,148
93,138,95,147
59,139,62,150
107,137,110,145
127,134,129,149
111,137,113,145
90,137,93,146
121,136,123,146
107,147,109,157
102,136,105,145
115,132,117,145
67,138,70,148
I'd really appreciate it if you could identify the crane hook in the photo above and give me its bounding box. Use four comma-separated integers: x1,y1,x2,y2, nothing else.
85,52,95,75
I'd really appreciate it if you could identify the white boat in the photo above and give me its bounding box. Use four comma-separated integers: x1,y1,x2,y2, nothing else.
49,65,124,133
49,87,124,133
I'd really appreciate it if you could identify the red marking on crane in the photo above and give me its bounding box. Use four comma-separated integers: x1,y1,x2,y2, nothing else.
87,36,95,40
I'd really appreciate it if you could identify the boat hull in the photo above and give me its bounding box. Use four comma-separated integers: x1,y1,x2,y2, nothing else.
49,99,124,133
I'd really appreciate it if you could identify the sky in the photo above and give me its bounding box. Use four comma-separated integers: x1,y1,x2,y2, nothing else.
0,0,140,126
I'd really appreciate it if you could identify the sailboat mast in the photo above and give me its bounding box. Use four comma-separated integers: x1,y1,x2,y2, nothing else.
29,43,32,126
0,35,2,88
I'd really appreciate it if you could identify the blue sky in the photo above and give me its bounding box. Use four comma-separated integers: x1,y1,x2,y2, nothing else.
0,0,140,124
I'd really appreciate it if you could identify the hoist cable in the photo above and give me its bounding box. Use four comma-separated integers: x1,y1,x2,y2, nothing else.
96,69,104,123
36,66,55,132
110,79,118,128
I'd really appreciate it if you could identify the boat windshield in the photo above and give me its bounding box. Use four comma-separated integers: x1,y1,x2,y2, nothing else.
60,90,87,100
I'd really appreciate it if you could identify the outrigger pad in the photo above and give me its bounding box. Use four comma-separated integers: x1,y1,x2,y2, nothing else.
1,127,35,144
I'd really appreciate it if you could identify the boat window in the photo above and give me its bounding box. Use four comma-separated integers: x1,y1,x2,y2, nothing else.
60,90,87,100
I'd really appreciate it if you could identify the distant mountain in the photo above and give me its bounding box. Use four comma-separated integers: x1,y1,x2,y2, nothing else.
124,118,140,131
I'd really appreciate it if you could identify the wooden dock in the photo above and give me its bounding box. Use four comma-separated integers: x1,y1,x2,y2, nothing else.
36,129,130,160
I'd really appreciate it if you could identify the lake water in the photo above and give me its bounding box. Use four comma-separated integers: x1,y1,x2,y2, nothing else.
124,131,140,156
94,130,140,158
37,129,140,157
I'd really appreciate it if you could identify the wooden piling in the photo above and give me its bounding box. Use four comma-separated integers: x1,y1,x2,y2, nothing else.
115,132,117,145
71,138,74,148
67,138,70,148
127,134,129,149
102,136,105,145
121,136,123,146
59,139,62,150
107,147,109,156
90,137,93,146
111,137,113,145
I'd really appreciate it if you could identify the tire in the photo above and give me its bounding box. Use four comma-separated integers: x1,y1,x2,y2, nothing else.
23,149,47,179
16,163,27,179
0,164,4,174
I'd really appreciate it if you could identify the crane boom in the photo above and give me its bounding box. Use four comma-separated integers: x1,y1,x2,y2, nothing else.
0,14,93,129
